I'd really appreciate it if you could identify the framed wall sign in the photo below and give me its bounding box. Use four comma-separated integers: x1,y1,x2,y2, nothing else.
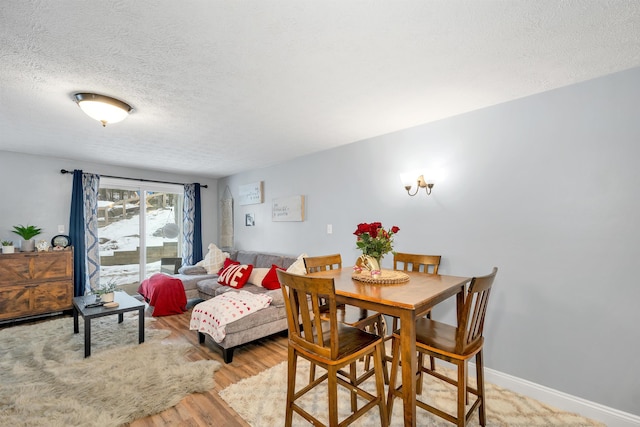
272,195,305,222
238,181,264,206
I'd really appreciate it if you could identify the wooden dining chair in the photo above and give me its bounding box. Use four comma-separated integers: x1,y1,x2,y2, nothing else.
304,254,389,384
391,252,442,389
303,253,343,274
386,267,498,427
276,270,389,427
391,253,441,331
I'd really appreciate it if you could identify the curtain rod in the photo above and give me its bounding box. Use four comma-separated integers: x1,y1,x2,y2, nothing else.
60,169,208,188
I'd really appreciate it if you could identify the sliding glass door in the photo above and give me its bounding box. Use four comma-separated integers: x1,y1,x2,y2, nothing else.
98,178,183,295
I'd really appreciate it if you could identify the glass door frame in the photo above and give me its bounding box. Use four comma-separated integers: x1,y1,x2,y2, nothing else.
99,177,184,286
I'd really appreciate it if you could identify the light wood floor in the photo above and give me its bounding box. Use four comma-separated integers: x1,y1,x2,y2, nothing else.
126,308,289,427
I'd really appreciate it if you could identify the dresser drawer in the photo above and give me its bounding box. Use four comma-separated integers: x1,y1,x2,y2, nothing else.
0,251,72,284
0,285,33,320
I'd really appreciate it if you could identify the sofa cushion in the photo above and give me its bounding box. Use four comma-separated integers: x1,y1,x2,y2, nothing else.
235,251,258,266
212,282,270,298
196,278,225,297
190,290,273,342
280,256,298,269
255,253,284,268
218,263,253,289
179,265,208,275
267,289,285,307
224,305,286,334
172,273,216,293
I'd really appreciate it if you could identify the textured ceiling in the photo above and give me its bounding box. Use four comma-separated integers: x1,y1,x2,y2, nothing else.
1,1,639,179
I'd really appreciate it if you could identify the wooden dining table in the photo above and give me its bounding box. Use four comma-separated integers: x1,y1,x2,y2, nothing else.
308,267,471,427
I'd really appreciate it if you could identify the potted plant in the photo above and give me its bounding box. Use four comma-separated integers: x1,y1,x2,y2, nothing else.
11,224,43,252
95,280,118,303
1,240,14,254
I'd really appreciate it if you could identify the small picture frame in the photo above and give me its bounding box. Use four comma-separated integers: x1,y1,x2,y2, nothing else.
239,181,264,206
245,213,255,227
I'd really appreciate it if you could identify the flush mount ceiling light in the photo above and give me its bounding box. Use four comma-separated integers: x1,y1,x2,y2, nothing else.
73,93,133,127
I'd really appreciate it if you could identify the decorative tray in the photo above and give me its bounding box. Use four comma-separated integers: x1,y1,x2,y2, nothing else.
351,269,410,285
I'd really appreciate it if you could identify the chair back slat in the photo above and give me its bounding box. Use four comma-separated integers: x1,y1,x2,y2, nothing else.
393,253,441,274
456,267,498,353
293,285,316,342
277,269,339,359
304,254,342,273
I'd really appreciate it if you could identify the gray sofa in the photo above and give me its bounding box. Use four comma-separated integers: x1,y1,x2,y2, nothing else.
174,250,298,363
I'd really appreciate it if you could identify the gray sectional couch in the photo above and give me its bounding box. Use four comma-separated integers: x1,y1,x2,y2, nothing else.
172,250,298,363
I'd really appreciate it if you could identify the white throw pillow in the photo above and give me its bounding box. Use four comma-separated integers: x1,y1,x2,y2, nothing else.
286,253,308,275
200,243,230,274
248,267,270,287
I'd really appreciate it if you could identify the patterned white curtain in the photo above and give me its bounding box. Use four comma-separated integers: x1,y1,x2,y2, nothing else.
82,173,100,294
183,184,196,265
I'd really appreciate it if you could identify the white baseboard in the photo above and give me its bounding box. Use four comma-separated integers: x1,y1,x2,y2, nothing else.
477,364,640,427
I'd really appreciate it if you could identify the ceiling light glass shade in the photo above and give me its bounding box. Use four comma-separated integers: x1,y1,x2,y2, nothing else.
73,93,132,127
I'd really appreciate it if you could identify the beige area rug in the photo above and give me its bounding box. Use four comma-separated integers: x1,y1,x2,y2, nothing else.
0,315,221,427
220,359,604,427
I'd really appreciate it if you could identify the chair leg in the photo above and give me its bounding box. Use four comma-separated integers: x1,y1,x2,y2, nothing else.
386,335,401,422
476,350,486,426
328,365,339,427
417,352,424,395
360,315,389,384
391,317,399,333
375,315,389,384
465,360,470,404
425,312,436,372
416,352,434,395
382,335,393,376
285,347,297,427
374,342,389,427
309,364,316,384
349,362,358,412
457,360,467,427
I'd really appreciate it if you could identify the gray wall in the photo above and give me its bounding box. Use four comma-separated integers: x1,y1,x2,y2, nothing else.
0,152,218,256
219,67,640,415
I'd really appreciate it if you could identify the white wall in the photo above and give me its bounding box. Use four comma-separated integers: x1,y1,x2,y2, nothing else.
0,152,218,256
219,67,640,417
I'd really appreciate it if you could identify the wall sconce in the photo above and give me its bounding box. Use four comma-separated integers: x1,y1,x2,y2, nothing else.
73,93,133,127
400,173,434,196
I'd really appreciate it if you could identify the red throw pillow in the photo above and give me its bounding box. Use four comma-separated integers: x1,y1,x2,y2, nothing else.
218,258,239,275
262,264,285,290
218,264,253,289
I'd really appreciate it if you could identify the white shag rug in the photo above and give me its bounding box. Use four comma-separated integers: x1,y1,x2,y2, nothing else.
220,359,605,427
0,315,220,427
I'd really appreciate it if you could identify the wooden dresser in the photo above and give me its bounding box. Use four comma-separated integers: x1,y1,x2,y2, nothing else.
0,249,74,321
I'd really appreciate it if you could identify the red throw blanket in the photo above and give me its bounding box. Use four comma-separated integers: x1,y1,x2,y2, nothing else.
138,273,187,317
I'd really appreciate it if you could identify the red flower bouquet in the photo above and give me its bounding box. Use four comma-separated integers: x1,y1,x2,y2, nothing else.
353,222,400,261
